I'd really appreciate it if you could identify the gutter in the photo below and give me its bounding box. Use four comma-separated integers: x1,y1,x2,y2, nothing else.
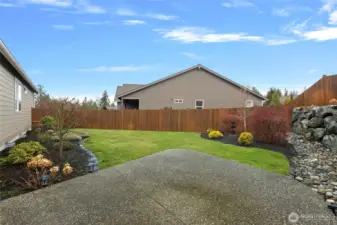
0,40,38,93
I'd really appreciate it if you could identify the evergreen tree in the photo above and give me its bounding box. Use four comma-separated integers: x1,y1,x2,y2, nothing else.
266,88,282,106
100,90,110,109
251,86,262,96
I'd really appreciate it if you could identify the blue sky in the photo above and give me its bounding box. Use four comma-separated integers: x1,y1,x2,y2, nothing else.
1,0,337,101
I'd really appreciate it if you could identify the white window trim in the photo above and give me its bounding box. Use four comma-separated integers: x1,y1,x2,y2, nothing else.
195,99,204,109
245,100,254,108
174,99,184,104
15,82,22,112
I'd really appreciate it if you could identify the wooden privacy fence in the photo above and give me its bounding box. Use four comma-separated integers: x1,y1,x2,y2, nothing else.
291,75,337,107
32,106,292,133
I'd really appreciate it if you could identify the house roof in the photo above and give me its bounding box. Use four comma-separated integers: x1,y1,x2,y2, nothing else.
0,40,38,93
115,84,144,101
116,64,266,100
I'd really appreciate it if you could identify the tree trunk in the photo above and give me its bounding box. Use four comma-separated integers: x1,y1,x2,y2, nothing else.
59,137,64,161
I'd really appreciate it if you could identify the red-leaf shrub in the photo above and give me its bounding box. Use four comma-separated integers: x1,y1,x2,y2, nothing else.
221,114,242,135
248,106,292,146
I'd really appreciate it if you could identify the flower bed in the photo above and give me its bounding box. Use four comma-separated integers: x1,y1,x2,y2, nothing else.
0,130,96,201
200,132,296,160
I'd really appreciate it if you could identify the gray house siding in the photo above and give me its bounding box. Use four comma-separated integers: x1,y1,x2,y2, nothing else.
121,68,263,109
0,56,34,150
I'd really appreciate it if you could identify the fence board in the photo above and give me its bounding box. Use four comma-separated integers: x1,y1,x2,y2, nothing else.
32,106,291,133
291,75,337,107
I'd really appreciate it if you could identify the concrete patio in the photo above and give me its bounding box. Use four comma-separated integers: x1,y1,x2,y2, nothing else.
0,149,336,225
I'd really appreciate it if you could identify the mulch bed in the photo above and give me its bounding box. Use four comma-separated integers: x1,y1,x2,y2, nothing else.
0,131,90,201
200,132,296,160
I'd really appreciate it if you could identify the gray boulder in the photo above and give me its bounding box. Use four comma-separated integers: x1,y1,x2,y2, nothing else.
301,119,310,128
305,131,313,141
325,118,337,134
313,128,326,141
292,109,301,123
322,134,337,152
304,111,314,120
320,106,334,118
307,117,324,128
293,121,304,134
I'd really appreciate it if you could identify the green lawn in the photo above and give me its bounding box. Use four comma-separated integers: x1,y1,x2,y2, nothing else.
75,129,289,175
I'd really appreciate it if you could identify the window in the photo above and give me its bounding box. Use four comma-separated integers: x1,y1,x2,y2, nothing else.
245,100,254,108
174,99,184,104
24,87,28,94
15,83,22,112
195,100,204,109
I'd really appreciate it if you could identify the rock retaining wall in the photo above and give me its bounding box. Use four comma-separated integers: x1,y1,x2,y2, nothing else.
292,105,337,151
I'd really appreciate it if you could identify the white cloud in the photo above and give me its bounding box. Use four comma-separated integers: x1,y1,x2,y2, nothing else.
308,69,317,74
272,8,291,17
283,19,337,41
300,26,337,41
320,0,337,13
116,8,136,16
123,20,146,25
75,0,105,14
265,39,297,46
52,24,74,30
221,0,255,8
77,65,149,72
26,0,72,7
145,13,177,21
155,27,263,43
0,2,16,7
329,10,337,24
83,21,111,25
181,52,204,60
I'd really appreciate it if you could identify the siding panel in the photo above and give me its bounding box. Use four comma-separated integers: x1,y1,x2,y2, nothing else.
0,62,34,149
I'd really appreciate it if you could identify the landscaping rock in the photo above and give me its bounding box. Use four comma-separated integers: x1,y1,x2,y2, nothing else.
295,176,303,182
288,133,337,205
322,135,337,152
313,128,326,141
293,121,304,134
308,117,324,128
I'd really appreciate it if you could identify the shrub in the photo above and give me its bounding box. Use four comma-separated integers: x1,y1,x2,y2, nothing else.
53,141,75,151
40,115,55,131
50,133,82,142
238,132,254,146
27,155,53,168
2,142,45,164
206,128,214,133
39,133,50,143
208,130,224,139
46,129,55,136
71,131,89,138
221,114,242,134
248,106,291,146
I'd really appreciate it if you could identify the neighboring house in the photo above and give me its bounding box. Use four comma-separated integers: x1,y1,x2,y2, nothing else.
115,64,266,110
0,40,38,150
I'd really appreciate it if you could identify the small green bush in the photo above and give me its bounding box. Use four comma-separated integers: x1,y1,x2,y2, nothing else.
39,133,50,143
50,133,82,142
40,115,55,130
71,131,89,138
208,130,224,139
206,128,214,133
53,141,75,151
238,132,254,146
2,142,45,164
46,129,55,136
